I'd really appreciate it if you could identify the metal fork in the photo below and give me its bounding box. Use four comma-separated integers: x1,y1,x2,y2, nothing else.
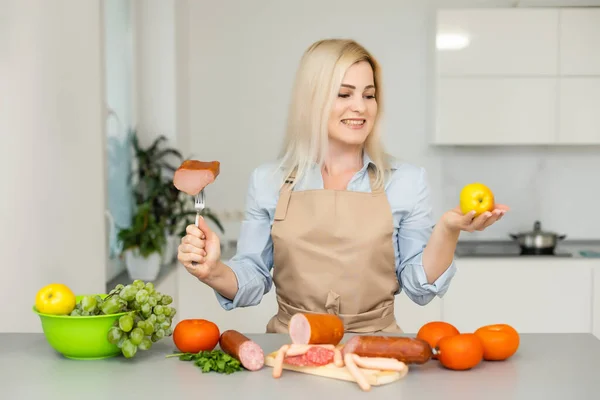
194,189,206,227
192,189,205,267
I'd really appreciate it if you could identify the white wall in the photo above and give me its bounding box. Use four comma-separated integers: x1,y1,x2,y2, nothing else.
0,0,107,332
104,0,134,282
134,0,177,147
172,0,600,242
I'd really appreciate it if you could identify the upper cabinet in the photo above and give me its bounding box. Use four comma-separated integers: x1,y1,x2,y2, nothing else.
560,9,600,76
437,9,559,76
433,8,600,146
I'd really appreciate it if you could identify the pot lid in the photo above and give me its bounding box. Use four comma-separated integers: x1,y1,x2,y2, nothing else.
518,221,559,236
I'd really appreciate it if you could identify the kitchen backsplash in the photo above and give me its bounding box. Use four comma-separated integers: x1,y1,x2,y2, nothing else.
427,145,600,241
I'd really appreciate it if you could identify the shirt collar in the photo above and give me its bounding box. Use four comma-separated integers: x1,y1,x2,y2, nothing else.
363,150,401,171
306,149,395,175
362,151,375,169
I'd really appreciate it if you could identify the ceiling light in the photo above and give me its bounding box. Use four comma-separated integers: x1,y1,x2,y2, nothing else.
437,33,470,50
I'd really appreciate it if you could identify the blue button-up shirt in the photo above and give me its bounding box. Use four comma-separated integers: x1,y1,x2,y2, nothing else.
214,152,457,310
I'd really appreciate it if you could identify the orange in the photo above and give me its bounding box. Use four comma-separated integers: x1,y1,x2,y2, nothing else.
474,324,520,361
437,333,484,371
416,321,460,359
173,319,220,353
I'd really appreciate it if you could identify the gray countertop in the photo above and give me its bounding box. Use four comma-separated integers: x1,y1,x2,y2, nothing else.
455,239,600,258
2,332,600,399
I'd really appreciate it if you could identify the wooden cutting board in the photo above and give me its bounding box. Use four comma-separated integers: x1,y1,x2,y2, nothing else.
263,349,408,386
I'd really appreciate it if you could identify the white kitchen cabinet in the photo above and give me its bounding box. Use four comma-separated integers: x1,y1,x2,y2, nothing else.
559,9,600,76
558,78,600,144
433,8,600,146
154,266,180,325
441,259,594,334
173,258,599,336
594,265,600,340
436,9,558,76
395,293,442,334
175,265,279,333
434,77,556,145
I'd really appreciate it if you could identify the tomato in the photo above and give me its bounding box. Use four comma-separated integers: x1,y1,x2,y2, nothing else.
437,333,484,371
416,321,460,359
173,319,220,353
474,324,520,361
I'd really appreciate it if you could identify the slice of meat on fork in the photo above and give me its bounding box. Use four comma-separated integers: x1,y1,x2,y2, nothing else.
173,160,220,196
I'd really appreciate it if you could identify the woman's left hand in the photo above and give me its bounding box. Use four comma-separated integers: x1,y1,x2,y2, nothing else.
442,204,510,233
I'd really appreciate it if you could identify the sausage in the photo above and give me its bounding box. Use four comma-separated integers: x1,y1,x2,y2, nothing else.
218,330,264,371
288,313,344,346
333,348,344,367
344,353,371,391
272,344,289,378
341,335,432,365
351,354,408,374
173,160,220,196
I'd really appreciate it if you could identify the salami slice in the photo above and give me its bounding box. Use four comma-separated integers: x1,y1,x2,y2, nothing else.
283,346,335,367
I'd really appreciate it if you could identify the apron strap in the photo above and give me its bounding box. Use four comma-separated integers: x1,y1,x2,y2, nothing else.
274,169,296,221
275,165,381,220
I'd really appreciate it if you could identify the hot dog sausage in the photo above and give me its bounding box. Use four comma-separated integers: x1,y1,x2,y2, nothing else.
173,160,220,196
218,330,264,371
342,335,432,364
289,313,344,346
351,354,408,373
344,353,371,392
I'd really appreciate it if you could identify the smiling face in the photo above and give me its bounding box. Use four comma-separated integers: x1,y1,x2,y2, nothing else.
327,61,378,149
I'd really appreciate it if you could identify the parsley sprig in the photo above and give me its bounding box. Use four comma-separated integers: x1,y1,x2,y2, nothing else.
166,350,243,374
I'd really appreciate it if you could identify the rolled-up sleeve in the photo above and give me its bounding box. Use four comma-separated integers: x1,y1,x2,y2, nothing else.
396,168,457,306
214,168,274,310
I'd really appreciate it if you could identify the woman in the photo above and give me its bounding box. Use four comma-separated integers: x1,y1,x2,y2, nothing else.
177,39,508,334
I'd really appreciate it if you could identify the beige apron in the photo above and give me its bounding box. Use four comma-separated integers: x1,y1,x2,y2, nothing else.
266,166,403,334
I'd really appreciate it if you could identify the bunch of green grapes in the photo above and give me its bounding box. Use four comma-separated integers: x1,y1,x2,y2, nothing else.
70,294,106,316
72,280,176,359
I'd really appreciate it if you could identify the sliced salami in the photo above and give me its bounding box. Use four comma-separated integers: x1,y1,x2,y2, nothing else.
284,346,335,367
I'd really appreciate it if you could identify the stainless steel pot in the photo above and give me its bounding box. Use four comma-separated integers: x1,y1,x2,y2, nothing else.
509,221,566,253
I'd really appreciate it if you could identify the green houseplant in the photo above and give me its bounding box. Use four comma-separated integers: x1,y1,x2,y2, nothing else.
118,131,224,280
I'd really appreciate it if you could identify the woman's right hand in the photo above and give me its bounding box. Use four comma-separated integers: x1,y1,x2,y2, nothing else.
177,217,222,281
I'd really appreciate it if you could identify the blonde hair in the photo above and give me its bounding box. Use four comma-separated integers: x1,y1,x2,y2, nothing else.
277,38,390,191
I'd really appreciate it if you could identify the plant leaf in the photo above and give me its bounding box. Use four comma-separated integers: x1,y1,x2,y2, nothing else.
156,148,183,160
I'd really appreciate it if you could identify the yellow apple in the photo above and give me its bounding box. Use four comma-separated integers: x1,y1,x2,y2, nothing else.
460,183,495,216
35,283,76,315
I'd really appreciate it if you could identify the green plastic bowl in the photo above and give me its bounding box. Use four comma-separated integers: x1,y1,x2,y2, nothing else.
32,294,129,360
